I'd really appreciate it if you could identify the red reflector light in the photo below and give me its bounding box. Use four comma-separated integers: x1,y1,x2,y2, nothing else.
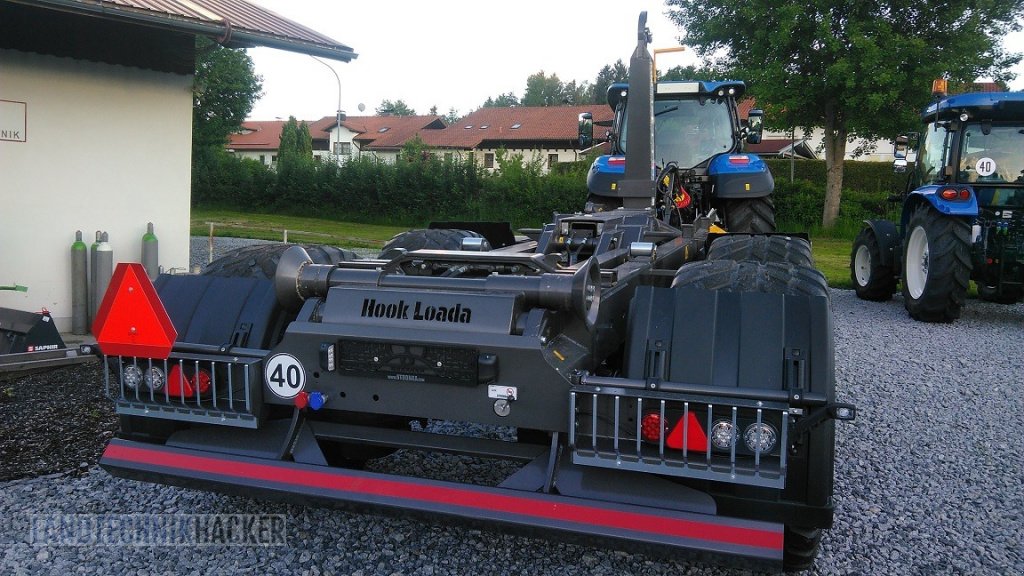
608,156,626,166
727,155,750,165
92,263,177,359
939,187,971,201
166,365,211,397
640,412,666,442
640,411,708,451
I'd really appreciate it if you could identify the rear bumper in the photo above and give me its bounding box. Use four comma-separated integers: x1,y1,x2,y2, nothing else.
100,438,783,567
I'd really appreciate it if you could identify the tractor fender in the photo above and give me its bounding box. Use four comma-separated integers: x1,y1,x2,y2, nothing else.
862,219,899,269
707,154,774,199
908,186,979,220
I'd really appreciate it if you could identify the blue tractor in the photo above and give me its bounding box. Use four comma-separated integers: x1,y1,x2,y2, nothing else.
851,85,1024,321
579,77,774,233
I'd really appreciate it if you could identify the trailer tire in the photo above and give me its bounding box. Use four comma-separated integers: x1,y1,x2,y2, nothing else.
202,243,360,279
850,227,896,301
706,235,813,267
784,525,823,572
901,205,971,322
718,196,776,234
671,259,828,298
378,229,483,259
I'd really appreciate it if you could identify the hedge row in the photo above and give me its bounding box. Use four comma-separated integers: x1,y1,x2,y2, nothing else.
192,149,902,234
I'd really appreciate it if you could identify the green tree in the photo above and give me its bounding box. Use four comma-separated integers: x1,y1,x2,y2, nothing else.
376,99,416,116
666,0,1024,227
591,60,628,105
443,107,461,124
277,117,313,168
192,37,263,150
659,64,721,82
562,79,592,105
483,92,520,107
522,71,567,106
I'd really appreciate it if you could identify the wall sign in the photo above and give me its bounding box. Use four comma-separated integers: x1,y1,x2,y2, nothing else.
0,100,27,142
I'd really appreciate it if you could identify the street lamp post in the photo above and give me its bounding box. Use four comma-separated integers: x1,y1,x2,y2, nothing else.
311,56,343,163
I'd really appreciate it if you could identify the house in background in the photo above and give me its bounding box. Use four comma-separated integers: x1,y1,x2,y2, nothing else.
0,0,354,332
227,115,447,165
417,106,614,171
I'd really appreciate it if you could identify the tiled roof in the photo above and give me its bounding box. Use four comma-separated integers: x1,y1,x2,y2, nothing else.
228,120,290,150
228,116,447,150
347,116,447,148
417,106,615,150
27,0,356,61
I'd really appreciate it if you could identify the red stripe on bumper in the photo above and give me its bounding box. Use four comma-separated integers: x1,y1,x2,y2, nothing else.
102,441,783,552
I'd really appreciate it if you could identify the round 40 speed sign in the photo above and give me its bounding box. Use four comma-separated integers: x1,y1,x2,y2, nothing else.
265,353,306,399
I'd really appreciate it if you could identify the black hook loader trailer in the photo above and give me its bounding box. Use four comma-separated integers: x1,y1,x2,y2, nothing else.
97,13,854,572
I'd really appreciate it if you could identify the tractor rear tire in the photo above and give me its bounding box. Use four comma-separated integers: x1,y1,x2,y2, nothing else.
707,234,813,267
901,205,971,322
671,259,828,298
850,227,897,301
378,229,483,259
203,243,360,279
719,196,776,234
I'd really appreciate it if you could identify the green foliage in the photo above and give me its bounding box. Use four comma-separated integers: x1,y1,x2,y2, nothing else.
659,65,721,82
191,147,274,207
592,60,628,105
764,160,905,195
192,37,262,150
522,71,572,106
274,117,316,208
483,92,520,107
376,99,416,116
774,177,899,237
666,0,1024,226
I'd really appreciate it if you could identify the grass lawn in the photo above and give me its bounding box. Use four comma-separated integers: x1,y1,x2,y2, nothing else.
192,208,859,288
191,208,408,249
807,236,853,289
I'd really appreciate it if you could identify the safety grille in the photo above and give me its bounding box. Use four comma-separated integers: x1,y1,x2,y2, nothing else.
104,353,262,428
570,385,789,488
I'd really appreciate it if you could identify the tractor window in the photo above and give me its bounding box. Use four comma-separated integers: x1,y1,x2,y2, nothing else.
959,124,1024,184
619,97,733,168
916,123,950,185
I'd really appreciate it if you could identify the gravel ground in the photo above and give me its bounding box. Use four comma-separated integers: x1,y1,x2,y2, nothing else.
0,239,1021,575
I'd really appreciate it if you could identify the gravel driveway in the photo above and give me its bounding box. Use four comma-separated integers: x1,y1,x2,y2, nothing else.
1,253,1022,574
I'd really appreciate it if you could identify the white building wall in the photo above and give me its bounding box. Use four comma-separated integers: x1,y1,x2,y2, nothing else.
764,128,896,162
0,49,193,331
473,147,586,173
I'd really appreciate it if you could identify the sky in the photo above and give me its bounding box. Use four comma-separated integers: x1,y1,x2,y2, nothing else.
244,0,1024,123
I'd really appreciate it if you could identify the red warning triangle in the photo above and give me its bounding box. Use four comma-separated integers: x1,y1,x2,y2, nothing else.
92,263,176,359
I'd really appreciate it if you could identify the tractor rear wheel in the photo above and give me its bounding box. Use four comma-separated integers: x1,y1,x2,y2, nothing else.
850,227,896,301
706,234,813,267
379,229,482,259
718,196,776,234
901,205,971,322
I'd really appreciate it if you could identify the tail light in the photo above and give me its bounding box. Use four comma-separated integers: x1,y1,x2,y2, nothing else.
939,187,971,201
640,411,708,451
167,364,211,397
